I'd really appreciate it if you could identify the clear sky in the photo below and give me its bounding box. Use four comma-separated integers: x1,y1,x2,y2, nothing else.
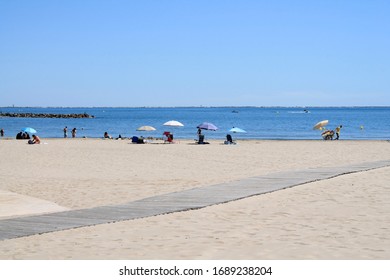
1,0,389,107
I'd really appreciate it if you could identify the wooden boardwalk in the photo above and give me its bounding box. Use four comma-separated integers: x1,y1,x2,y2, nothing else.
1,160,389,241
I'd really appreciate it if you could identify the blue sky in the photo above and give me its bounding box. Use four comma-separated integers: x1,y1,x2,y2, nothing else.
1,0,389,107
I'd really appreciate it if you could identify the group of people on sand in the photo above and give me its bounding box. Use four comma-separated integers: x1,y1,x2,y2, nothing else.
16,131,31,140
14,131,40,144
3,124,344,144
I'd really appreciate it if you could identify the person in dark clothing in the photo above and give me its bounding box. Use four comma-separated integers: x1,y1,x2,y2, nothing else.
63,126,68,138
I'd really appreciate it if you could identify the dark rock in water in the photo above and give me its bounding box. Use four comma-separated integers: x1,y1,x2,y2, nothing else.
0,112,95,118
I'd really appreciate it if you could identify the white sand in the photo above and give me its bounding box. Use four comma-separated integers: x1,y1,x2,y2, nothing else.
0,139,389,259
0,189,68,219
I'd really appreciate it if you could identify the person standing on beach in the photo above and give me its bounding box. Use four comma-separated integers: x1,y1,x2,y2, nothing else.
0,128,4,137
335,125,342,140
71,127,77,138
63,126,68,138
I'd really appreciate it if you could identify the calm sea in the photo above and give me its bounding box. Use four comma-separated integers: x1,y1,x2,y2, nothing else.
0,107,389,140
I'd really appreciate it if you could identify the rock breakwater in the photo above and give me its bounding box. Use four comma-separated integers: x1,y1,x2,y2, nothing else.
0,112,94,118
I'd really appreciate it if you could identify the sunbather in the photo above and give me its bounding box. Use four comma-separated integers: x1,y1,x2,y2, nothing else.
28,135,41,144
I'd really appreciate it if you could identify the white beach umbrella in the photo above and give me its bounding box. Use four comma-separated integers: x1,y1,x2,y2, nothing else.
163,120,184,127
163,120,183,140
136,126,156,131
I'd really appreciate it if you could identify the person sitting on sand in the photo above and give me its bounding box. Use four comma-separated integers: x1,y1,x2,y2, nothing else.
224,134,236,144
28,134,41,144
104,132,113,139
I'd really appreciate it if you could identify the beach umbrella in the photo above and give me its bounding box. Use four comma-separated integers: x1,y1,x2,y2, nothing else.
136,125,156,131
21,127,37,134
163,120,184,127
229,127,246,133
313,120,329,130
197,122,218,131
163,120,184,139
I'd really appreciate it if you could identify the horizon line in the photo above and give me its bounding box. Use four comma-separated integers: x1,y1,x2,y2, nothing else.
1,105,390,109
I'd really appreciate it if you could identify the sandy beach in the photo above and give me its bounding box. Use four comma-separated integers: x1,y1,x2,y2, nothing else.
0,138,389,259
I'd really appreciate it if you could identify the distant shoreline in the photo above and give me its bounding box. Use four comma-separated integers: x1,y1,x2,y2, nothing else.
1,105,390,109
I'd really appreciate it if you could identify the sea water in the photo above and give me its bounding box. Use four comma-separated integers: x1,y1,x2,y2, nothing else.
0,107,389,140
